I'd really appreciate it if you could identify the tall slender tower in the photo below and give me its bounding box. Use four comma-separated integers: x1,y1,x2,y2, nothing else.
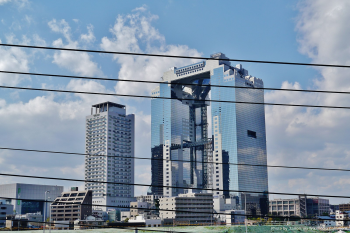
85,102,135,210
150,53,268,215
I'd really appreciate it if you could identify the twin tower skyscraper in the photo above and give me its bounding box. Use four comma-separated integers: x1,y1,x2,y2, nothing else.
150,53,269,215
84,52,268,215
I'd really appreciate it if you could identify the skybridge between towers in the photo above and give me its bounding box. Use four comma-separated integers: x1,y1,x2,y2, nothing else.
150,52,269,216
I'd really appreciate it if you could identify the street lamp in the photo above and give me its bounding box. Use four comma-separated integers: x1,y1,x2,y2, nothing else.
43,191,50,233
243,193,247,233
48,196,51,233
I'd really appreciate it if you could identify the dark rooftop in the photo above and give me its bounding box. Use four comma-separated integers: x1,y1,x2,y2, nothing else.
92,101,125,109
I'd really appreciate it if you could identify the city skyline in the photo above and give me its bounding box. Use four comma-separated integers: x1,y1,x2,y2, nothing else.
0,0,349,206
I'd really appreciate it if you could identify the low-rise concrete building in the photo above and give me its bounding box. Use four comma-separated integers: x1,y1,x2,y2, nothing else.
213,195,237,213
16,212,42,222
340,203,350,212
159,191,213,224
51,189,92,222
136,195,162,204
129,214,161,227
335,210,350,227
73,216,105,230
225,210,245,225
317,216,335,228
269,196,330,217
269,198,302,217
130,201,148,219
307,197,330,217
0,200,13,227
0,183,63,217
120,211,131,222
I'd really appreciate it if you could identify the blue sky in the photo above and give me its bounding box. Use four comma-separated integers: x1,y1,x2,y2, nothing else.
1,0,350,204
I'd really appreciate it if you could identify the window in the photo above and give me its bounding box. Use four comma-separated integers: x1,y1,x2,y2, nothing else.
247,130,257,138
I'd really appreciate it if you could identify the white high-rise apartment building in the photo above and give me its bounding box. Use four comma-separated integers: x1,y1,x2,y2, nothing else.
85,102,135,210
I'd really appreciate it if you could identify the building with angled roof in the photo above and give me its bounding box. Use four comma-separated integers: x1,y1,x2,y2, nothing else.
51,189,92,222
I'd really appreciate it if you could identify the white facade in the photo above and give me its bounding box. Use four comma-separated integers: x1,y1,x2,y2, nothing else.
136,195,163,204
269,198,301,217
130,201,148,218
213,196,237,213
85,102,135,211
335,210,350,227
16,212,43,222
120,211,130,221
129,214,161,227
159,191,213,224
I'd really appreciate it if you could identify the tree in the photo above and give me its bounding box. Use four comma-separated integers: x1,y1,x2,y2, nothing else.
124,218,129,223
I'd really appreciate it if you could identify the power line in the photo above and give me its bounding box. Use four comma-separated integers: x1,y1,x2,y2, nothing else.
2,69,350,95
2,146,350,173
1,43,350,68
1,172,350,199
1,84,350,110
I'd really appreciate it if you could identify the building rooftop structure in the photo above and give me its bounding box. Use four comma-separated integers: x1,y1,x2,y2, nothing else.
85,101,135,211
151,52,268,216
51,189,92,222
0,183,63,219
159,191,213,224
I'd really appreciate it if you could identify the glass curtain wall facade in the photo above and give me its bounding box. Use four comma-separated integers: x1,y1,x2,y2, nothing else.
151,64,212,197
211,61,268,215
151,53,268,215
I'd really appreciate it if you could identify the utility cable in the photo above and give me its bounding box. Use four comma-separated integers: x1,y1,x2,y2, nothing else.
1,43,350,68
2,69,350,95
1,85,350,110
1,146,350,173
1,172,350,199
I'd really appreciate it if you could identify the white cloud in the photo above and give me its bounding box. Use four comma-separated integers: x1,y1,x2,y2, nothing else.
0,46,30,85
80,24,95,43
266,0,350,203
0,78,153,195
24,15,33,24
0,79,117,185
132,4,147,12
100,9,202,96
0,7,201,197
48,19,103,76
0,0,11,5
0,0,28,8
33,34,46,46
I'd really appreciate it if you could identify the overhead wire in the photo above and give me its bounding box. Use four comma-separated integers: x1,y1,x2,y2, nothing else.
0,44,346,222
2,69,350,95
1,85,350,110
1,146,350,173
1,172,350,199
1,43,350,68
